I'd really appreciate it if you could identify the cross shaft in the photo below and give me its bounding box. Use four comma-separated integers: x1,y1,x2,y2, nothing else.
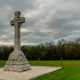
10,11,25,51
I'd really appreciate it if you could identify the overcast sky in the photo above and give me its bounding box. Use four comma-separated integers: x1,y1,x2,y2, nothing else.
0,0,80,45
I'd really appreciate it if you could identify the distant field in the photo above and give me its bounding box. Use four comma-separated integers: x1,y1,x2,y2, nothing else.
0,60,80,80
29,60,80,67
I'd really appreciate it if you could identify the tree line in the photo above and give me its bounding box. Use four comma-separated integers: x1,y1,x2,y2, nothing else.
0,42,80,60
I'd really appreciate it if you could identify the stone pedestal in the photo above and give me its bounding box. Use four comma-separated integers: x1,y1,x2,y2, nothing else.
4,51,31,72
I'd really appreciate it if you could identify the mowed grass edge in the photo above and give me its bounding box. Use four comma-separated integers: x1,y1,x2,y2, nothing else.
0,60,80,80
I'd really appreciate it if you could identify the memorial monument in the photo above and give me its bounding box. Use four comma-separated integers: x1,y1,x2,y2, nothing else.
4,11,31,72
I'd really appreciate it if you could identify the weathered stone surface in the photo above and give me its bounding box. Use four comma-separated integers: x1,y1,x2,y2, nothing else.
4,51,31,72
0,67,62,80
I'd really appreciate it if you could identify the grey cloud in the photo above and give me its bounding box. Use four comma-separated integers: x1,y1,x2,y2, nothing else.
0,0,38,10
0,0,80,45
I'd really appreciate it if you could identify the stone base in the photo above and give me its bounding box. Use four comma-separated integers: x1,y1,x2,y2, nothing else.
0,66,62,80
4,51,31,72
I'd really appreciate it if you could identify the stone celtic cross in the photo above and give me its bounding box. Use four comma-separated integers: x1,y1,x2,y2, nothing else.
4,11,30,72
11,11,25,51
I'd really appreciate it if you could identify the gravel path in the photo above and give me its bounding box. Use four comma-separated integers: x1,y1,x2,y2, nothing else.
0,66,61,80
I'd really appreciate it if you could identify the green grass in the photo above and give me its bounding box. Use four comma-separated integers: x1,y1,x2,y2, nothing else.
0,60,6,67
31,60,80,80
0,60,80,80
29,60,80,67
35,67,80,80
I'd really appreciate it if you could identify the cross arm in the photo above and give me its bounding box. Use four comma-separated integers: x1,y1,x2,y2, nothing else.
10,20,15,26
18,17,25,23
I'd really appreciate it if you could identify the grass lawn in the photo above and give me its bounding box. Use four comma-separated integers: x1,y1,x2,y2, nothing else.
0,60,80,80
